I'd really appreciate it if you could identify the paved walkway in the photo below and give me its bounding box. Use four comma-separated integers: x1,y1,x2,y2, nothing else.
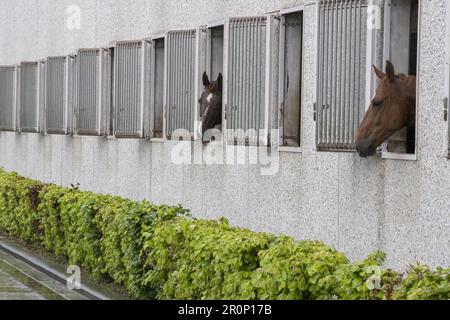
0,246,88,300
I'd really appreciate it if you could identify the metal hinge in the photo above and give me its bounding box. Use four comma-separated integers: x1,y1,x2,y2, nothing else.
444,97,448,122
313,102,317,122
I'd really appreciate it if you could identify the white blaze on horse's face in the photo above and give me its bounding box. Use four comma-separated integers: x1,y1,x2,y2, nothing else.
207,93,213,104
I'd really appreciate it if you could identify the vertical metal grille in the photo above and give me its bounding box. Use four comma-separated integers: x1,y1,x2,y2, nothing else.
46,56,67,134
0,66,16,131
20,62,39,132
114,41,143,138
166,30,197,139
227,17,268,145
75,49,100,135
316,0,368,151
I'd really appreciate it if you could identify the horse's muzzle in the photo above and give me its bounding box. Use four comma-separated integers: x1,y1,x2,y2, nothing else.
355,138,377,158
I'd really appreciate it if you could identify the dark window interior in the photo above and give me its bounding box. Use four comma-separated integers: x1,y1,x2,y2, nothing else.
209,26,224,80
153,38,165,138
281,11,303,147
385,0,418,155
109,48,115,135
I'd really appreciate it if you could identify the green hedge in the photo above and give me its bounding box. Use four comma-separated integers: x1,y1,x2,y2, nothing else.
0,169,448,300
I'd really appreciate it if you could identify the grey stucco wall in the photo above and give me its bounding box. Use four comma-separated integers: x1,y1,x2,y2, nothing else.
0,0,449,270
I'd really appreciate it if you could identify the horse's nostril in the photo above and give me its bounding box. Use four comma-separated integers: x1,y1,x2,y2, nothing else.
355,138,375,158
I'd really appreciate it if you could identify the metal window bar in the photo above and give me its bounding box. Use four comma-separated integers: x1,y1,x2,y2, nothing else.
74,49,102,135
113,40,145,138
316,0,368,151
165,29,198,140
226,16,271,146
19,62,39,133
45,56,68,134
0,66,16,131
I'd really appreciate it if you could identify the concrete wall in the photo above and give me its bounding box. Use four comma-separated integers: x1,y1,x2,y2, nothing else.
0,0,449,269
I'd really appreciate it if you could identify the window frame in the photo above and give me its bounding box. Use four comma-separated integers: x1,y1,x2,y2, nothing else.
380,0,420,161
101,46,115,138
202,21,225,144
278,6,305,153
37,60,46,134
445,0,450,159
206,21,225,81
223,14,274,147
149,34,167,143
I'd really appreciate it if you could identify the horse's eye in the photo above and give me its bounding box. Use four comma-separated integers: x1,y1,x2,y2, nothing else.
373,100,383,108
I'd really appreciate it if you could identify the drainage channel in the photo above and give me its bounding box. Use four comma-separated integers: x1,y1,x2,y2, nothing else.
0,256,67,300
0,240,109,300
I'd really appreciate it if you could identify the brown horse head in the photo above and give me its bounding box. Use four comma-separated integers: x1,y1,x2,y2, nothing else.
355,61,416,157
198,72,222,140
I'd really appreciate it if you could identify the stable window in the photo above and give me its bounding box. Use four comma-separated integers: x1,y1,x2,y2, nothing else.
150,36,166,139
279,9,303,150
207,25,224,80
19,62,39,133
316,0,368,151
104,47,114,136
113,40,146,138
37,61,46,133
0,66,16,131
74,49,101,135
225,16,274,146
165,29,199,140
45,56,69,134
447,0,450,158
381,0,419,160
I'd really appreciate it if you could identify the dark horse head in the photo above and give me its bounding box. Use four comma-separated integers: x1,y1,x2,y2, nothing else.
198,72,222,142
355,61,416,158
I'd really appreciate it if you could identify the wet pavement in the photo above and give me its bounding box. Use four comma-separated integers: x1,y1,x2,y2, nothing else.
0,248,89,300
0,256,61,300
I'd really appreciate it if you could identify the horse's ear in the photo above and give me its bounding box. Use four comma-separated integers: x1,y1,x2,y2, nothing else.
202,72,210,87
385,60,395,81
217,73,223,90
373,65,385,80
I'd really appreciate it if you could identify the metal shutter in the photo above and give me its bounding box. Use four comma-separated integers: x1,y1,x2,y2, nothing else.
226,16,272,145
113,41,144,138
316,0,368,151
46,56,67,134
75,49,101,135
0,66,16,131
166,29,198,139
19,62,39,132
